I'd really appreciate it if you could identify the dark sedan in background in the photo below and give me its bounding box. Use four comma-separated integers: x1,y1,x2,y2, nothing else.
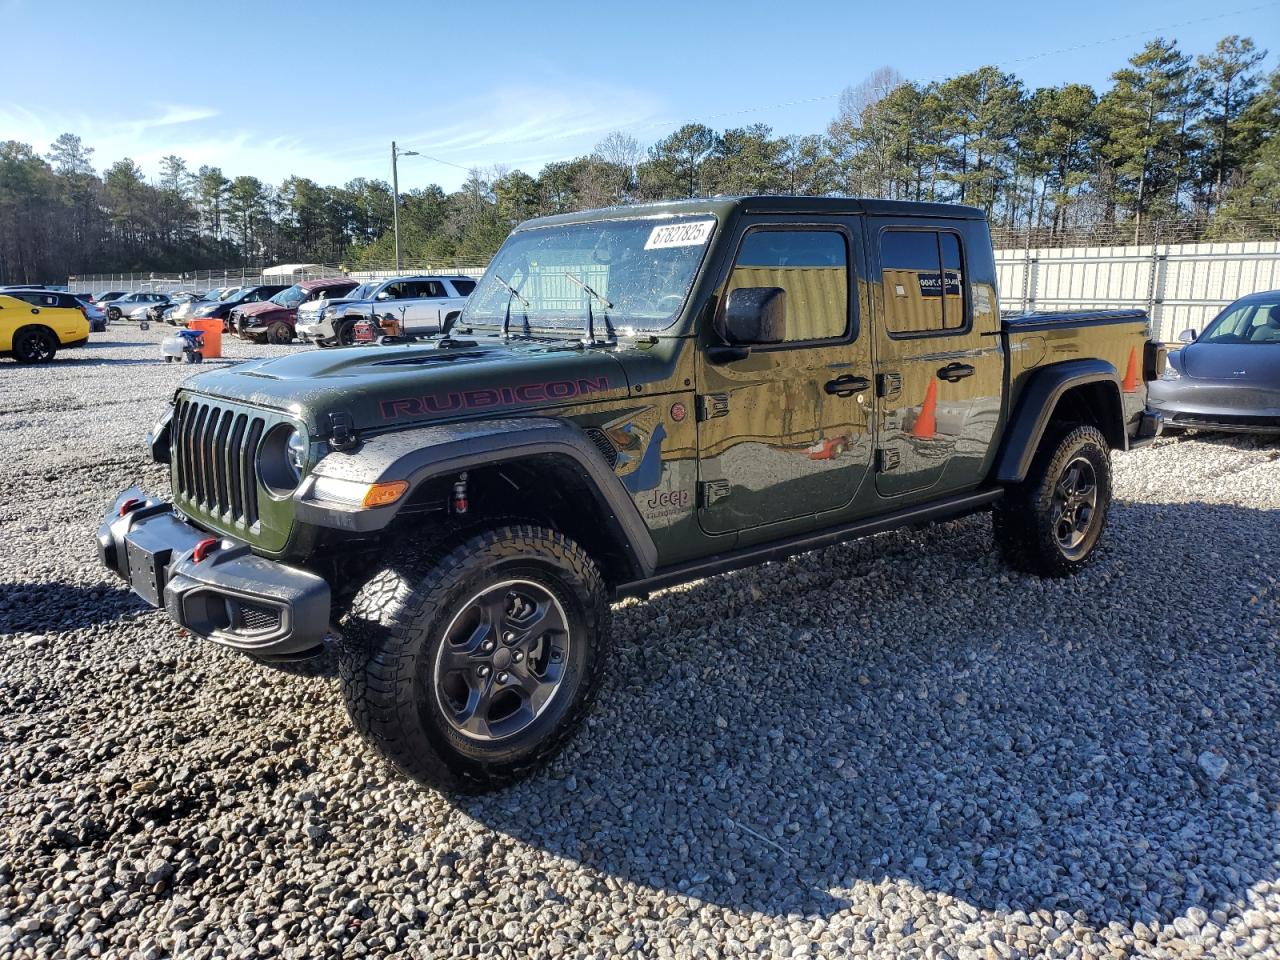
187,284,289,331
1150,290,1280,434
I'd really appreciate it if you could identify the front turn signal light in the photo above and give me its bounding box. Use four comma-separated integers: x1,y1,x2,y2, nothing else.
363,480,409,508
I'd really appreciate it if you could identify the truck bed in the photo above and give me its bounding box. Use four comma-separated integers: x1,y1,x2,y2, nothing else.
1002,309,1153,445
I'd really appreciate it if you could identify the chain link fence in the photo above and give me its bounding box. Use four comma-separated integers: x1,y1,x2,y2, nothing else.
995,240,1280,343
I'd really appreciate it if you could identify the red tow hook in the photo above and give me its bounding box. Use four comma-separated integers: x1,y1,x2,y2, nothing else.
192,538,219,563
118,497,143,517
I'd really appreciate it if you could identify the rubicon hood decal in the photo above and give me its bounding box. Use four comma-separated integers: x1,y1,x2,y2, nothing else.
380,376,612,419
181,338,630,432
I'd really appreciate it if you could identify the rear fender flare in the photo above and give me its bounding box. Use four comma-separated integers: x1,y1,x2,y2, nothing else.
294,417,658,579
993,359,1124,483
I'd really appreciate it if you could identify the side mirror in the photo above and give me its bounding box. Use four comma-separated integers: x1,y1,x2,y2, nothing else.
1178,328,1196,343
724,286,786,345
375,291,392,301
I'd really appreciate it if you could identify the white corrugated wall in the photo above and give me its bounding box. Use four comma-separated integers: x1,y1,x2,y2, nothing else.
995,241,1280,342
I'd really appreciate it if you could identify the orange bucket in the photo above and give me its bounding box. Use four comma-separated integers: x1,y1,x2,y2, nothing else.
187,319,223,359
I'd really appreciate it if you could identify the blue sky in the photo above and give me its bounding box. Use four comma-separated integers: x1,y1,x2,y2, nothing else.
4,0,1278,191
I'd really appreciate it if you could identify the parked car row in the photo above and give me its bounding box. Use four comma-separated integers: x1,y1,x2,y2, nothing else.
2,272,479,353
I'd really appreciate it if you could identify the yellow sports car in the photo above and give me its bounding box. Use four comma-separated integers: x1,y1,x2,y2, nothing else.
0,290,90,363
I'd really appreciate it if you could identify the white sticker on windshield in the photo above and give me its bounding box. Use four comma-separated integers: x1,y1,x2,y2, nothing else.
644,220,715,250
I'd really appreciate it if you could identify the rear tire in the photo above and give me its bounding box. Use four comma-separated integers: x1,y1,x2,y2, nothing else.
993,424,1111,577
12,327,57,363
339,525,610,793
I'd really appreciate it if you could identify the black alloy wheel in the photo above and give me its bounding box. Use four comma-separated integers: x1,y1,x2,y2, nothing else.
1050,456,1098,560
12,327,57,363
432,580,571,742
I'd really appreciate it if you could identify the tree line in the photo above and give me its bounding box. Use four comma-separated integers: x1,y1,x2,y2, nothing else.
0,35,1276,284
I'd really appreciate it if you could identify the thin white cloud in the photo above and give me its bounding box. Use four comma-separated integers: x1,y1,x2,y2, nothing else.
1,81,666,192
142,104,221,129
327,81,667,184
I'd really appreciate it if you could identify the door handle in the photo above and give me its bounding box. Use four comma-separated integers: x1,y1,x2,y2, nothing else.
824,374,871,397
937,363,975,383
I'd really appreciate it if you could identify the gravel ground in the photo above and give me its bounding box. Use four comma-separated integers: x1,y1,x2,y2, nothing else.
2,325,1278,959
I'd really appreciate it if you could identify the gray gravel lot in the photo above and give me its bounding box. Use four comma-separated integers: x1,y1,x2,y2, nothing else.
2,326,1279,959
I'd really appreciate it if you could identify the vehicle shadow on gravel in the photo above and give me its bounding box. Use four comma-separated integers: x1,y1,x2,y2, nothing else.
0,580,151,635
459,501,1279,928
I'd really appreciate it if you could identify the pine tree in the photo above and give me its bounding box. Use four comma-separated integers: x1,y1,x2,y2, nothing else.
1098,39,1195,240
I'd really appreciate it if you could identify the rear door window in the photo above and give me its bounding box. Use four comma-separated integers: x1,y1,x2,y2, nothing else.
880,229,967,336
14,292,60,307
411,280,447,299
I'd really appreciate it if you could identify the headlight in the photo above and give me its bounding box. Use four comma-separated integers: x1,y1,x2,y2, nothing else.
287,430,307,474
258,424,309,496
1161,363,1181,381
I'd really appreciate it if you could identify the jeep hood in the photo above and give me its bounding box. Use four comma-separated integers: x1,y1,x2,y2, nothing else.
179,338,632,434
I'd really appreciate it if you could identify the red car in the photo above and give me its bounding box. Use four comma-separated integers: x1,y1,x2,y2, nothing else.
231,278,358,344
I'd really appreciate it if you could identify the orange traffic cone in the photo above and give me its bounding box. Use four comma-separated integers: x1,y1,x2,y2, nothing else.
911,379,938,439
1122,346,1140,393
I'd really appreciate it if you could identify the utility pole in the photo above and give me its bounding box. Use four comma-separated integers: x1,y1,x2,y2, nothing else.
391,141,419,272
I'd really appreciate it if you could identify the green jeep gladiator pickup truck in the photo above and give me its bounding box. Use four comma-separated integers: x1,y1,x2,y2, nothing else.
98,196,1166,791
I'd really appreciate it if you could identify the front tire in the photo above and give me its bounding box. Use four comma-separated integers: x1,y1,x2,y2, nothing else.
993,424,1112,577
267,322,292,344
339,525,610,792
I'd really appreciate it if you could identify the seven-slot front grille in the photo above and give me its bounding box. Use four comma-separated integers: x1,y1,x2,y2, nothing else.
172,397,267,526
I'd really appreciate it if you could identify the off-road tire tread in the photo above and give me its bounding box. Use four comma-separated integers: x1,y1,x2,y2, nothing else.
993,424,1111,578
338,524,609,793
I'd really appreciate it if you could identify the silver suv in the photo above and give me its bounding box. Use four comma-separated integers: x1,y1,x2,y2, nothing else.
295,275,475,347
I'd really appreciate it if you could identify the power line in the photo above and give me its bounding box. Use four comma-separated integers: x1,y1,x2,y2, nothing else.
1001,2,1280,68
401,151,472,172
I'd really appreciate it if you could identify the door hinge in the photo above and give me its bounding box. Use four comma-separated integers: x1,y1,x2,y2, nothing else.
698,479,731,507
697,393,730,421
877,372,902,400
876,448,900,472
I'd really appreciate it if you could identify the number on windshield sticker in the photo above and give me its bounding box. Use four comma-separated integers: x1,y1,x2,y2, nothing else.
644,220,715,250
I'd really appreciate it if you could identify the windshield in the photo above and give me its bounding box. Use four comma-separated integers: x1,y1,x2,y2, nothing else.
270,284,307,308
463,216,716,332
1198,299,1280,344
345,282,375,301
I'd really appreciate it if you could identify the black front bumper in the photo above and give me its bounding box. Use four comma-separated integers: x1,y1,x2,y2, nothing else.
97,488,331,655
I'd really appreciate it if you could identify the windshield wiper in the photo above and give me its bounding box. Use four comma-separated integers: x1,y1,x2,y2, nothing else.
494,274,531,338
563,272,615,345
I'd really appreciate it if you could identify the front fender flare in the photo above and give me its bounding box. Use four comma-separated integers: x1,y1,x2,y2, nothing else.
294,417,658,579
993,359,1123,483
